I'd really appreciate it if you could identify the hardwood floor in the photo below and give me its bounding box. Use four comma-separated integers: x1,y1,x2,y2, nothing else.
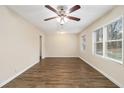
3,58,118,88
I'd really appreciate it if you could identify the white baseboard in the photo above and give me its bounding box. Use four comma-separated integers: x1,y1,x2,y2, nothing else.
0,61,38,87
42,56,45,59
45,56,78,58
79,56,123,88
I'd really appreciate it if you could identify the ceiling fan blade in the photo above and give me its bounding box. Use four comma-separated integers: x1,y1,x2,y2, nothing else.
44,16,58,21
45,5,58,15
67,16,80,21
69,5,81,13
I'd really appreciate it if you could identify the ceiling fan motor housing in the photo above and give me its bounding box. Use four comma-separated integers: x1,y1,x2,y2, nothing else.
57,5,67,16
57,5,67,11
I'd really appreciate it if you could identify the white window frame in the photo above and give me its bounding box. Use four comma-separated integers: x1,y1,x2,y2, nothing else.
93,16,123,64
104,16,123,64
93,27,103,57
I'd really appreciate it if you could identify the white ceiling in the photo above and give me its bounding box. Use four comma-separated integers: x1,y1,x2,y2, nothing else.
8,5,114,33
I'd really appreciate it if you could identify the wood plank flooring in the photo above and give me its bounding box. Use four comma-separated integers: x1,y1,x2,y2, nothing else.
3,58,118,88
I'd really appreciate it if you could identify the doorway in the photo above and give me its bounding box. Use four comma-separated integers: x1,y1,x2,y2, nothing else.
40,36,42,61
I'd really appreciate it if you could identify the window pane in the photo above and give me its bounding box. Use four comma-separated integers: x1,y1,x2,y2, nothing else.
107,18,122,40
96,43,103,55
96,28,103,42
106,41,122,61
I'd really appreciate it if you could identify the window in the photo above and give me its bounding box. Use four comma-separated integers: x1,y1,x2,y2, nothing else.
93,17,123,64
94,28,103,55
105,17,123,62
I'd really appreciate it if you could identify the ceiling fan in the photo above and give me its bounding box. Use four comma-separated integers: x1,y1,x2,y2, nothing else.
44,5,81,25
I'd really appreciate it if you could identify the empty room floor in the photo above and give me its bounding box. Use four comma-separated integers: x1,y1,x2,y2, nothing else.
2,58,118,88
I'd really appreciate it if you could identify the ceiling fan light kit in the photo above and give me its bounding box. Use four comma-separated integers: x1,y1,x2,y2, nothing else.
44,5,81,25
56,16,68,25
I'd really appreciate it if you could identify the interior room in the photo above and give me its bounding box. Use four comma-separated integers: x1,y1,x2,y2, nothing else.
0,5,124,88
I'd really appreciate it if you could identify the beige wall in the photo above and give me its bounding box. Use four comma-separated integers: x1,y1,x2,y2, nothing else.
0,6,78,87
0,6,45,86
45,32,79,57
79,6,124,87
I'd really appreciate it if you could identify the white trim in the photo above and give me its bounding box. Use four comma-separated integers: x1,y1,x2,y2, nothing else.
106,39,122,42
122,16,124,65
45,56,78,58
92,32,95,55
79,56,123,88
93,26,103,56
42,56,46,59
0,61,38,87
105,16,123,64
